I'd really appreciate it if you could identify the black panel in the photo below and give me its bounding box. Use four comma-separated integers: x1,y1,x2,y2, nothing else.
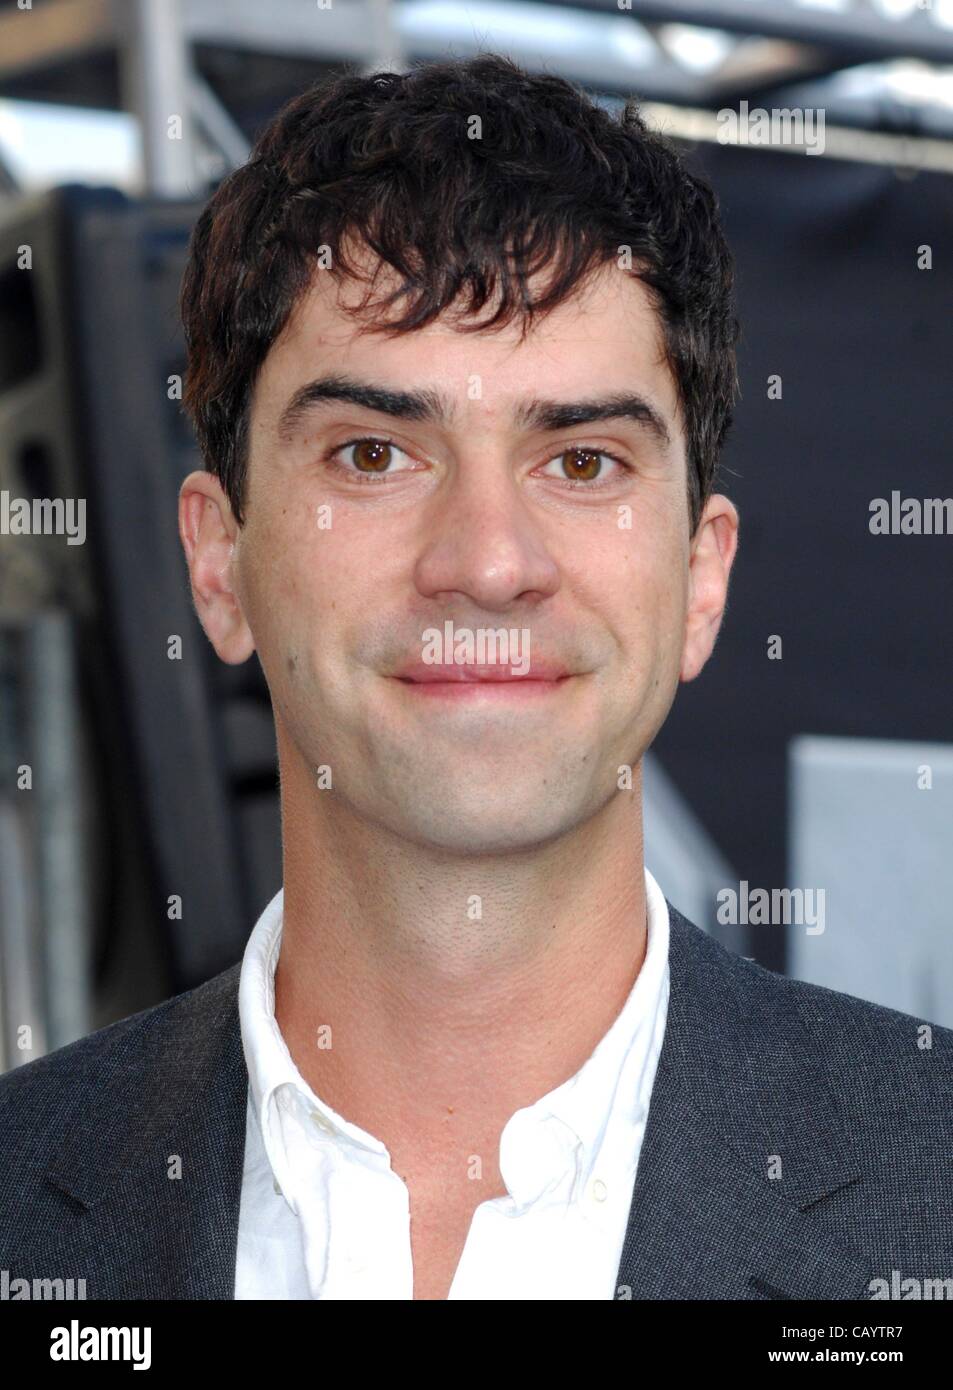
652,144,953,972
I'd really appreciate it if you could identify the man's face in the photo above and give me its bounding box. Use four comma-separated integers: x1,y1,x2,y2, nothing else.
181,257,737,854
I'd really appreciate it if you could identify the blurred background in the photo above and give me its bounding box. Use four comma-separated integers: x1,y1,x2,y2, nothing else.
0,0,951,1072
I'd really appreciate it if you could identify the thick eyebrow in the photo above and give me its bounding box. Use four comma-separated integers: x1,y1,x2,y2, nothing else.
514,392,672,452
276,374,453,440
275,373,672,452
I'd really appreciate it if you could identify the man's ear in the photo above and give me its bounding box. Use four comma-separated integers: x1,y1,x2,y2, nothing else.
680,494,739,683
178,470,256,665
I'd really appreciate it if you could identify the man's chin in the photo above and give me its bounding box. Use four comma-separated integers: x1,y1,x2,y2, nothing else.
382,802,581,858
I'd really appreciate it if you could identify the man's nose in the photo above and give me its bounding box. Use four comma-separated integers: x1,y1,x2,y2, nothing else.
410,457,561,613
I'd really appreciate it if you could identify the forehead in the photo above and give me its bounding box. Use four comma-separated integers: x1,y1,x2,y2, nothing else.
254,252,682,443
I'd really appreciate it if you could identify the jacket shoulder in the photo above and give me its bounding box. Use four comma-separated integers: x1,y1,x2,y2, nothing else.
672,907,953,1105
0,961,246,1297
0,963,243,1130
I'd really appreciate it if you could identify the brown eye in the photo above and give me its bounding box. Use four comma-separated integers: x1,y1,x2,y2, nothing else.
352,440,393,473
537,446,631,489
329,437,415,481
561,448,603,482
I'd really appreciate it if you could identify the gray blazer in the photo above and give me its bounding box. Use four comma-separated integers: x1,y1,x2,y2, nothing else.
2,901,951,1300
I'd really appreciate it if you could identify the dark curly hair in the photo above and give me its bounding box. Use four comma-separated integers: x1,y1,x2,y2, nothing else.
180,52,740,533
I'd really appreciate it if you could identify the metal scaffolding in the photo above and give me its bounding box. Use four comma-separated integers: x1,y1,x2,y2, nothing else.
1,0,953,193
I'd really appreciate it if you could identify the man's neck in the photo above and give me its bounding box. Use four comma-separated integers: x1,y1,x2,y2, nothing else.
273,758,649,1177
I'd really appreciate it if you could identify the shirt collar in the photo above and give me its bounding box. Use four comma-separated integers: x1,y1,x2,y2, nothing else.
497,866,670,1208
239,868,670,1210
238,889,386,1212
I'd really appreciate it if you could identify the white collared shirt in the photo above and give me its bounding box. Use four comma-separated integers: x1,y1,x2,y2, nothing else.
234,867,671,1299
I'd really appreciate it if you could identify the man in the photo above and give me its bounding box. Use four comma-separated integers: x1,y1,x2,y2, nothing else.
1,54,951,1302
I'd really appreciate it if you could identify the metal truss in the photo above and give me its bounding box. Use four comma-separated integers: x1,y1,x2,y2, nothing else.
0,0,952,192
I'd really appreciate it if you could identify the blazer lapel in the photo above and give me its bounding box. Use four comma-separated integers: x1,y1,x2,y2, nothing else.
615,903,879,1300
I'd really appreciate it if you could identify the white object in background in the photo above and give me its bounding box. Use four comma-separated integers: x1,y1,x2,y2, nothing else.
788,734,953,1028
